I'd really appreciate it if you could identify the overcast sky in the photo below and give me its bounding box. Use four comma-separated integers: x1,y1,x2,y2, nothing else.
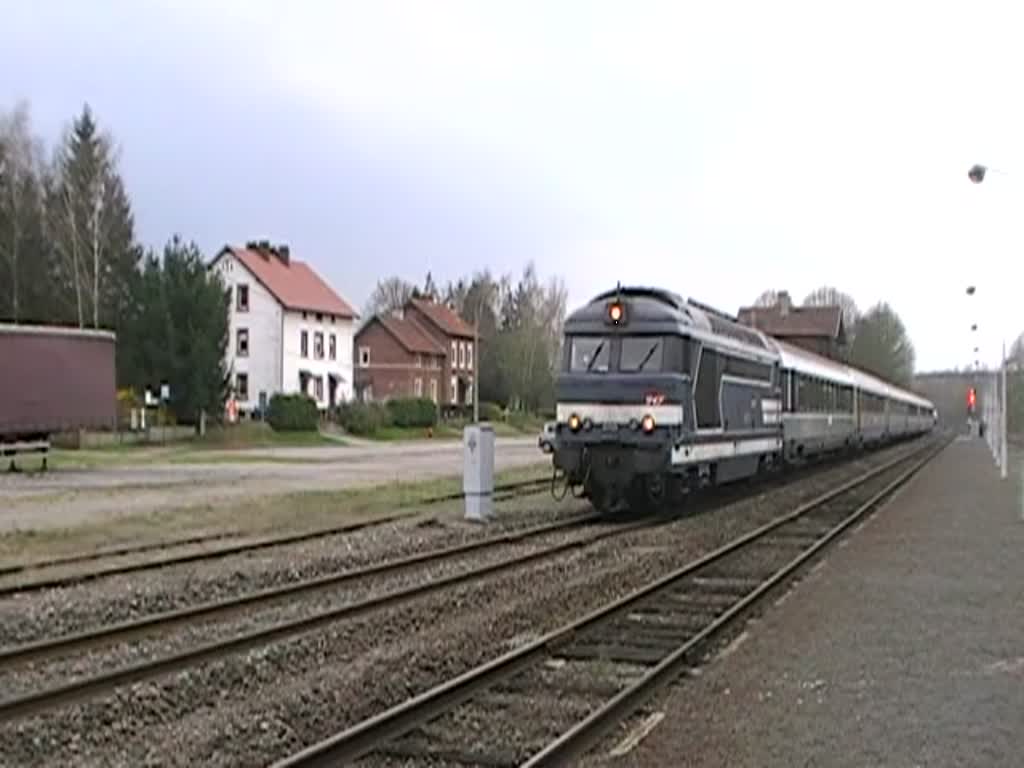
3,1,1022,371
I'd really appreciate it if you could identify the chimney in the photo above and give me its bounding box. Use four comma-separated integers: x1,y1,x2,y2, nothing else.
277,244,290,266
777,291,792,316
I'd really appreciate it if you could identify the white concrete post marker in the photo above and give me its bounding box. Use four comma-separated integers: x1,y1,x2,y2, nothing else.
464,424,495,522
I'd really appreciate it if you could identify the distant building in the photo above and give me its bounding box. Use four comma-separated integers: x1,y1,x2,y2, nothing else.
354,297,475,405
737,291,848,361
210,241,359,416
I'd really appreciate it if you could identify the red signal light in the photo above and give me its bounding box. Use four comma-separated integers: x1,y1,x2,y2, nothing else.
967,387,976,409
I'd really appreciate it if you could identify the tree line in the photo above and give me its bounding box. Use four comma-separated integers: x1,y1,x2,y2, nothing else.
0,101,227,425
364,266,568,413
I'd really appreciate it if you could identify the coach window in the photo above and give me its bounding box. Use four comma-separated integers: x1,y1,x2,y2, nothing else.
620,337,663,372
570,337,610,372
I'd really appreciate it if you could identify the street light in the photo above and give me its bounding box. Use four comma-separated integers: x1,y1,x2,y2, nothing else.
967,163,1009,481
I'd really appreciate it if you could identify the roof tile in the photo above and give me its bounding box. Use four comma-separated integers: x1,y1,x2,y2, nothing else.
408,297,474,338
376,314,447,355
220,246,358,318
737,305,843,339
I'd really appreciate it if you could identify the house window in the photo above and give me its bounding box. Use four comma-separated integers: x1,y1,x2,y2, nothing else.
414,377,423,397
236,373,249,399
314,331,324,359
467,342,473,371
450,376,457,404
236,328,249,357
237,284,249,312
300,330,309,358
451,340,457,369
429,378,438,403
458,342,465,369
329,334,337,360
316,313,323,322
363,385,373,402
417,354,424,368
359,346,370,367
314,376,324,401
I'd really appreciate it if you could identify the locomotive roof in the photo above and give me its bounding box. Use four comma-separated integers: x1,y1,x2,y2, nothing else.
568,287,776,361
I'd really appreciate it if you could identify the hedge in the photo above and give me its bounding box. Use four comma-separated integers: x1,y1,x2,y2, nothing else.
386,397,438,428
337,401,393,435
267,393,319,431
479,401,504,422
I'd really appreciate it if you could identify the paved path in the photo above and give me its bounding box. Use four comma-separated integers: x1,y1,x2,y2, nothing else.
0,438,546,532
597,436,1024,768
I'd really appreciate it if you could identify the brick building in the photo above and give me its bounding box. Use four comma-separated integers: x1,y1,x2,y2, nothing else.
737,291,848,361
354,297,475,404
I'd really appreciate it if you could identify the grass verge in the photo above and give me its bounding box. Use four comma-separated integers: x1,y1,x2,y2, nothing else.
0,462,553,562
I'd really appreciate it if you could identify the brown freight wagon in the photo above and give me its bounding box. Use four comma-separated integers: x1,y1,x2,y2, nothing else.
0,324,117,469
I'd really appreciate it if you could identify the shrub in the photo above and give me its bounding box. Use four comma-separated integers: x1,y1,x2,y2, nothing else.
337,401,392,435
386,397,438,428
267,393,319,431
479,401,504,422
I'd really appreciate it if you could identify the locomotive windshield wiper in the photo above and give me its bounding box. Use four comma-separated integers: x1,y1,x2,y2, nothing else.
635,341,660,371
586,341,606,372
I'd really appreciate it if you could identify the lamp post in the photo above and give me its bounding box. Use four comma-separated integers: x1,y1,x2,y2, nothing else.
473,313,479,424
967,164,1009,480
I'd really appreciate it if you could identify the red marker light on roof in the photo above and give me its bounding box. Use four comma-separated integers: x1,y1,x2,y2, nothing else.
609,302,624,324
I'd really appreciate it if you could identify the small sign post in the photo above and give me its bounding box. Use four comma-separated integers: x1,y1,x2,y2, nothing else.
463,424,495,522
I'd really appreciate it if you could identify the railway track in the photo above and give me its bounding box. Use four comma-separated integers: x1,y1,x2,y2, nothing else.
0,510,662,722
269,436,948,768
0,477,552,598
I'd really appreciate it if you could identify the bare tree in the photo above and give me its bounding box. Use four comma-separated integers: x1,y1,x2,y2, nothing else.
363,276,415,318
849,302,916,386
753,289,781,307
803,285,860,336
0,101,46,323
46,106,136,330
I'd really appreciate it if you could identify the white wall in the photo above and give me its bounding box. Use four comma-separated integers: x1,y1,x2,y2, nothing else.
215,253,283,412
282,310,355,408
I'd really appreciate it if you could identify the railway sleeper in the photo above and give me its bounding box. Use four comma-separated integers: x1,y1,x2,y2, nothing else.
555,643,669,665
377,739,518,768
616,615,717,635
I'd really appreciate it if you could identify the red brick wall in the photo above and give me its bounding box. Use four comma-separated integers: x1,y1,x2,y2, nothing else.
406,306,459,403
353,320,444,402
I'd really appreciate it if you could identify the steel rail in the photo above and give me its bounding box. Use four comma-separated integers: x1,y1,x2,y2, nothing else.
0,511,599,670
520,437,949,767
268,437,944,768
0,515,659,723
0,477,551,597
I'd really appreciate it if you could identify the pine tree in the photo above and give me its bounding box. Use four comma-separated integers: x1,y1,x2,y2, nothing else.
47,104,139,331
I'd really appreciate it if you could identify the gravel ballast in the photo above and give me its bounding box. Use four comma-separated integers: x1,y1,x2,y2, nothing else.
0,440,927,767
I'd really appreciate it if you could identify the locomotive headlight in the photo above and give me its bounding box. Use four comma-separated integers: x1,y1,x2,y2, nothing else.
607,301,625,325
568,413,582,432
641,414,656,433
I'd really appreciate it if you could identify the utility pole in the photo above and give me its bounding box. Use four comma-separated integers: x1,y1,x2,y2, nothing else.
1001,340,1008,479
473,313,479,424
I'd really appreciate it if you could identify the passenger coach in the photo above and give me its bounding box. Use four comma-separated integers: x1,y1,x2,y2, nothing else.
551,286,936,513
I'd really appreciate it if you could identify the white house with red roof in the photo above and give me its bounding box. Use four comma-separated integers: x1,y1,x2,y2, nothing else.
210,240,359,416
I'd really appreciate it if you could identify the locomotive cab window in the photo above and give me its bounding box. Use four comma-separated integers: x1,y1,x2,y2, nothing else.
620,337,664,372
569,336,610,372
